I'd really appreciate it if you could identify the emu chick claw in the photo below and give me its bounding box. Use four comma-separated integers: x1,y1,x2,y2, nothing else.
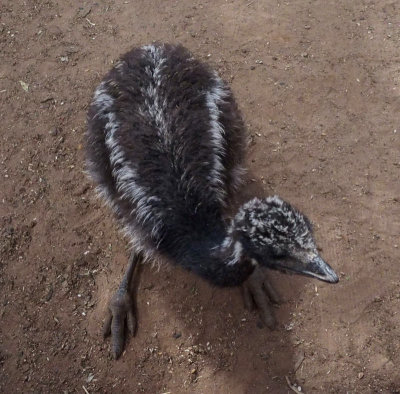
103,291,136,359
242,267,281,329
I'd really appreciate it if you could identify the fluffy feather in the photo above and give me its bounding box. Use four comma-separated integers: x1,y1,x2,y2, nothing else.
86,43,338,287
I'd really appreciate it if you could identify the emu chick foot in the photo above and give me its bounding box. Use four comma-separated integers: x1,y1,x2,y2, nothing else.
242,266,282,329
103,290,136,359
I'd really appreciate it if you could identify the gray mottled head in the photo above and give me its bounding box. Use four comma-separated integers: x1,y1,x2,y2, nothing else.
233,196,338,283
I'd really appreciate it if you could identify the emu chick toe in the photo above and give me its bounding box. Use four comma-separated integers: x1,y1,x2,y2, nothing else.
103,291,136,359
242,267,281,329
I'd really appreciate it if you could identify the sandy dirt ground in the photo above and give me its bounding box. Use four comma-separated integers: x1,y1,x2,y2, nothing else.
1,0,400,393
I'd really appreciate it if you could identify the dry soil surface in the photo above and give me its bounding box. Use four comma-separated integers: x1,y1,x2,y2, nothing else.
1,0,400,393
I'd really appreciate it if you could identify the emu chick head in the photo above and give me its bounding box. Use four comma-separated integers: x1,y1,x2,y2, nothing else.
234,196,339,283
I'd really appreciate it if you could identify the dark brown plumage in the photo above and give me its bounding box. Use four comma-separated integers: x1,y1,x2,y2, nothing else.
86,43,338,358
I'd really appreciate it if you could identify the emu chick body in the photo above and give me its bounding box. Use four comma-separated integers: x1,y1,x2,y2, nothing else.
86,43,338,359
87,44,252,286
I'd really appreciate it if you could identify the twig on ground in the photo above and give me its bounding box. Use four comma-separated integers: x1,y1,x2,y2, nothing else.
285,376,303,394
82,385,90,394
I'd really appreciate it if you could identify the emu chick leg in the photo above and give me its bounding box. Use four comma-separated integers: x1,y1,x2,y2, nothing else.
242,266,281,329
103,251,141,359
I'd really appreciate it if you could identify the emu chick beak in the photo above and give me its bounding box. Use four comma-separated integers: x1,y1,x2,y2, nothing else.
304,255,339,283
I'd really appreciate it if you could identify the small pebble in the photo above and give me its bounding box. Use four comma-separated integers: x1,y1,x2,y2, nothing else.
358,372,364,379
49,128,59,136
19,81,29,92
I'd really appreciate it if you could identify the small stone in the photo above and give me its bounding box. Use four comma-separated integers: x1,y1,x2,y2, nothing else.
45,287,53,302
49,128,59,136
19,81,29,92
301,52,308,58
358,372,364,379
172,332,181,339
86,373,95,383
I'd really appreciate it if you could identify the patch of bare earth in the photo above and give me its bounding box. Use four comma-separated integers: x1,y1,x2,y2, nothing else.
1,0,399,392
